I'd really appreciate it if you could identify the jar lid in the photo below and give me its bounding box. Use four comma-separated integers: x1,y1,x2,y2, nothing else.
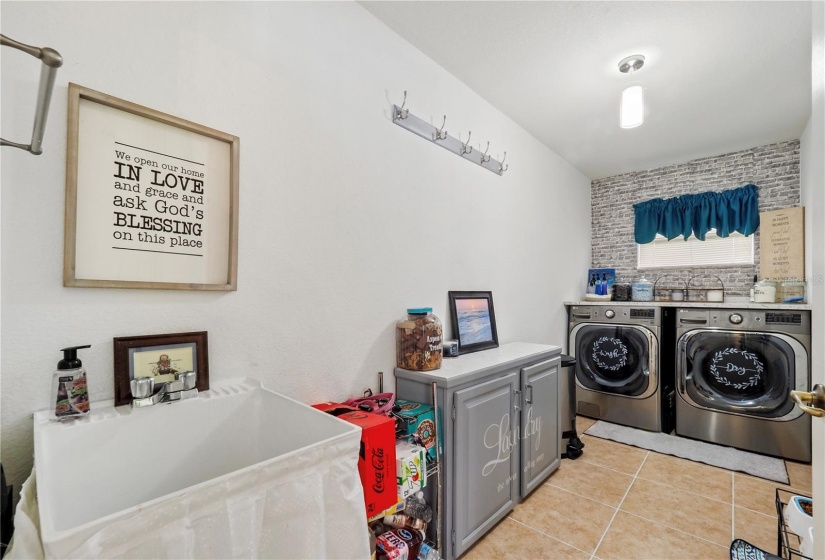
407,307,432,314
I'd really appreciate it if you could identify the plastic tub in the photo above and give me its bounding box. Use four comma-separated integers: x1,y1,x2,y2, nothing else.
34,379,369,559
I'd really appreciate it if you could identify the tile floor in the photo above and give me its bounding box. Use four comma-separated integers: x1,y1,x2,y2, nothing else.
463,416,813,560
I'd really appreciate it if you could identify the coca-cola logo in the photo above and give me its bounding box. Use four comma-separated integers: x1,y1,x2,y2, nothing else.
371,448,385,493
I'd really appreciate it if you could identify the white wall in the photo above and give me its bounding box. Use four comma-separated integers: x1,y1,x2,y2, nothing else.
0,2,591,491
800,2,824,557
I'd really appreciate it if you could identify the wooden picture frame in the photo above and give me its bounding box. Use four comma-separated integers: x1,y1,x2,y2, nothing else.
64,83,239,290
113,331,209,407
448,291,499,355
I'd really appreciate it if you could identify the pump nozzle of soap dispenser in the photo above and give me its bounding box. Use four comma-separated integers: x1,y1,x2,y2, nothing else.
58,345,91,370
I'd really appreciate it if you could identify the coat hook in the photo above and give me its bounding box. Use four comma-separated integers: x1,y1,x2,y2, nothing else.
433,115,448,141
480,142,491,163
395,90,409,120
498,152,508,174
461,131,473,155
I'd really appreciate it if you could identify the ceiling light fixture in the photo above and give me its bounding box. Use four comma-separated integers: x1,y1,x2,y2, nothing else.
618,54,645,129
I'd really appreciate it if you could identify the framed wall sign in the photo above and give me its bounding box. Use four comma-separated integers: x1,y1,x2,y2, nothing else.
759,207,805,283
64,83,239,290
448,291,499,354
113,331,209,407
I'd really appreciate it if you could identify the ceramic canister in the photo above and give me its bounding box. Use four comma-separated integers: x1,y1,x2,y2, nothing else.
753,279,778,303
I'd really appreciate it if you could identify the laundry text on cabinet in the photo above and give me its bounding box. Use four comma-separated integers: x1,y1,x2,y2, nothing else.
482,408,542,477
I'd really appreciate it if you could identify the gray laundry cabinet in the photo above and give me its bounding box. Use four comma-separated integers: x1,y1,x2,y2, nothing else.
395,342,561,559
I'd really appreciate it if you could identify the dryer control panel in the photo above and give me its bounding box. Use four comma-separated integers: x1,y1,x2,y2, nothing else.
676,308,810,334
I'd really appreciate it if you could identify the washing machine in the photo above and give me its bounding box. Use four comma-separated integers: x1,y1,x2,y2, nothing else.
569,305,674,432
676,308,811,462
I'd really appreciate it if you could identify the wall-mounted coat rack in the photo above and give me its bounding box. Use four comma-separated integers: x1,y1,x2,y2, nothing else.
1,34,63,155
392,91,508,176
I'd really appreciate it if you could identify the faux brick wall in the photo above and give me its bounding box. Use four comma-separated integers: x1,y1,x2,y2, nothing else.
591,140,800,297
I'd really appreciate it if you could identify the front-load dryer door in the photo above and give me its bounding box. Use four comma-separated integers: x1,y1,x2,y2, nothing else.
677,330,808,420
571,323,657,399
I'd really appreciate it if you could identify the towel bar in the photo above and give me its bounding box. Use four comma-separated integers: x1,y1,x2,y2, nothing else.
1,34,63,155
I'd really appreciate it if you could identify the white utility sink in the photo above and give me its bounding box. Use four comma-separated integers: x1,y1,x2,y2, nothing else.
33,378,368,559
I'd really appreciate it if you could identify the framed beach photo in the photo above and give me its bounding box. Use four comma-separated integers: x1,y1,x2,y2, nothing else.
448,291,499,355
113,331,209,406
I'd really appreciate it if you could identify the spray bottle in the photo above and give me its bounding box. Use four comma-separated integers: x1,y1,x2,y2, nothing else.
50,345,91,421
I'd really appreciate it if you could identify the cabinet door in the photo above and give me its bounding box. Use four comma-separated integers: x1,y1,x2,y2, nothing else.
452,371,519,559
520,357,560,497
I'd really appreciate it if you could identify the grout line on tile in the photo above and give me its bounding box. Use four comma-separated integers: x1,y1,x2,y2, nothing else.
506,516,594,557
630,475,734,507
735,506,780,518
538,481,621,510
619,510,729,551
588,450,650,560
578,457,645,478
545,481,624,511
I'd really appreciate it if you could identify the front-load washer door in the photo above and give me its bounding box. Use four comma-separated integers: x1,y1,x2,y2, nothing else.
677,330,807,420
572,323,657,399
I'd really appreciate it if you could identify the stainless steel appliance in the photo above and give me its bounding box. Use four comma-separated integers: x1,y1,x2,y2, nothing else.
569,306,674,432
675,308,811,462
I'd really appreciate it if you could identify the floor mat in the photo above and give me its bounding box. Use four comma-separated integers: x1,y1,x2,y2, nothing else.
584,420,789,484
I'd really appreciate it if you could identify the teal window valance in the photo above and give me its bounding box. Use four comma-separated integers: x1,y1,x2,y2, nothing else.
633,183,759,244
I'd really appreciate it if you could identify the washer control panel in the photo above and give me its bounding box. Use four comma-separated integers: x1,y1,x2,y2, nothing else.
570,306,660,326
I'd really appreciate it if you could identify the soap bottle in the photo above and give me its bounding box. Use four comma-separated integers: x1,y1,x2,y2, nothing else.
50,345,91,421
750,275,758,302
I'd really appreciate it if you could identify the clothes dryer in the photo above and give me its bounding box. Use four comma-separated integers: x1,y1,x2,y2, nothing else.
675,308,811,462
569,306,674,432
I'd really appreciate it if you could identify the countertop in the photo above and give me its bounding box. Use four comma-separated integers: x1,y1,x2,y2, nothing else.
564,299,812,311
395,342,561,388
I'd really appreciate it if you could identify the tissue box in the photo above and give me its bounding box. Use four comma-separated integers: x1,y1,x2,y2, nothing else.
396,440,427,500
395,399,437,462
312,403,397,517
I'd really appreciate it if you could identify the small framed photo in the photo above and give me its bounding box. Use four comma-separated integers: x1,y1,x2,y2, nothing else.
448,291,499,355
113,331,209,406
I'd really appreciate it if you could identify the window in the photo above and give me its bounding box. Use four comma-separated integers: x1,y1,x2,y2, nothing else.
637,229,754,269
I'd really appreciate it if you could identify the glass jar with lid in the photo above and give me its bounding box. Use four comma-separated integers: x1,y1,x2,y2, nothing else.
396,308,443,371
631,276,654,302
781,278,807,303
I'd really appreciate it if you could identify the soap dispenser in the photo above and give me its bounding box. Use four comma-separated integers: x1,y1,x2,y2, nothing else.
50,345,91,421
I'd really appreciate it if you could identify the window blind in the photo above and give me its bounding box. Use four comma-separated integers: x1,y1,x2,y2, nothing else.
637,229,754,269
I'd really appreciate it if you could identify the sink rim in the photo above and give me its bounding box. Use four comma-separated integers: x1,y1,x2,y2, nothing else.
33,378,362,542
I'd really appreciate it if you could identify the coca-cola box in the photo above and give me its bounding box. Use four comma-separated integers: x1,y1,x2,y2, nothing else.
312,402,397,517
